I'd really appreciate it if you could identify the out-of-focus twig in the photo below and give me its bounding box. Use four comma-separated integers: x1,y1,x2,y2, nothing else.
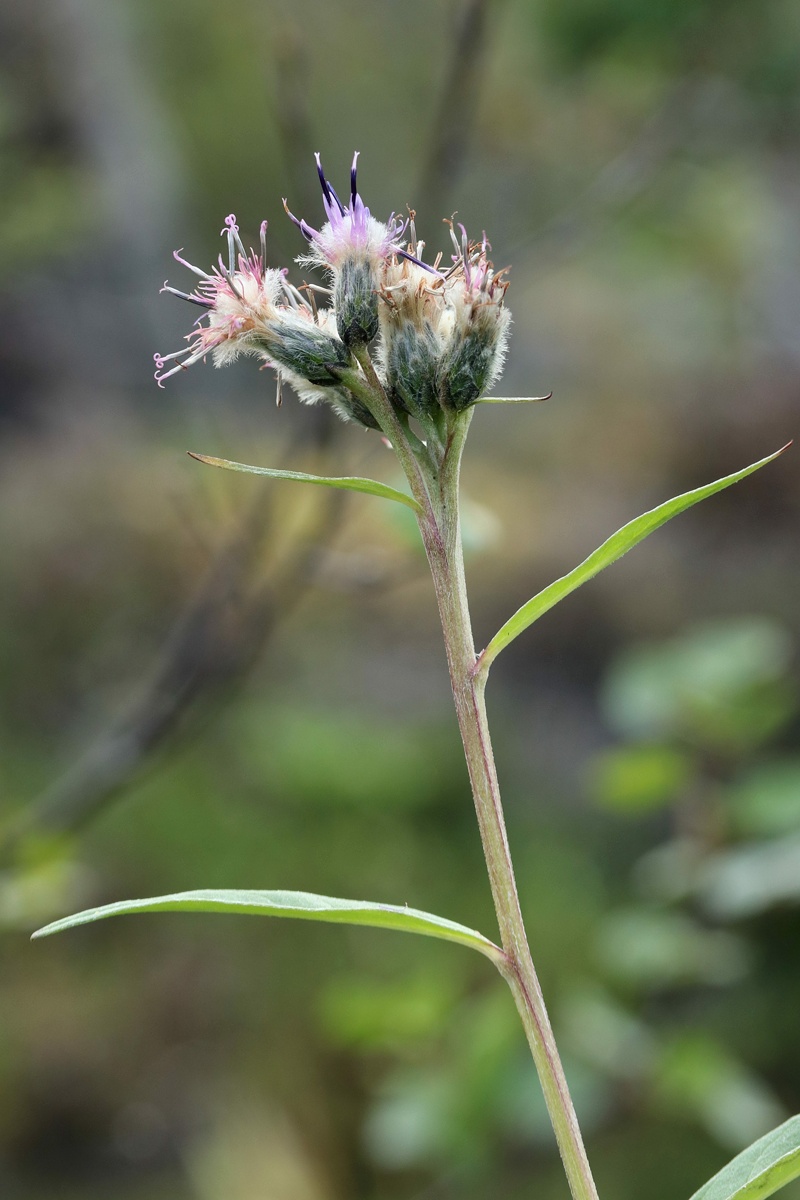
35,0,184,369
0,5,352,863
272,25,320,225
514,75,710,266
417,0,511,220
1,429,347,861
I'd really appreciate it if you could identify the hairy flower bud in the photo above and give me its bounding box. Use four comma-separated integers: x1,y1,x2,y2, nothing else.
438,225,511,412
272,307,378,428
376,223,511,418
335,257,380,347
285,153,422,348
377,255,448,420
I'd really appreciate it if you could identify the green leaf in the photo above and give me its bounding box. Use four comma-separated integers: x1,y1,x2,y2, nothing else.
600,617,795,747
189,453,423,513
480,445,790,672
32,888,505,964
688,1115,800,1200
729,760,800,837
476,393,552,404
590,744,694,814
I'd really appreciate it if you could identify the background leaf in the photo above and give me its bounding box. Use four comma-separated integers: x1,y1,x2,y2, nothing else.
32,888,505,964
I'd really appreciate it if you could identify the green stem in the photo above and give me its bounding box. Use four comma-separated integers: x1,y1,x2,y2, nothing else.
420,408,599,1200
338,350,437,524
338,353,599,1200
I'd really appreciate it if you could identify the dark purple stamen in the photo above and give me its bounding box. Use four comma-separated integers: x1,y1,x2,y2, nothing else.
314,153,346,216
283,202,302,230
161,284,213,308
396,247,444,277
351,151,359,206
326,182,346,216
283,199,318,243
314,153,328,195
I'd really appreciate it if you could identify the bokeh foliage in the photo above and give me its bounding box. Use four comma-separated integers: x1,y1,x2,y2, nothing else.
1,0,798,1197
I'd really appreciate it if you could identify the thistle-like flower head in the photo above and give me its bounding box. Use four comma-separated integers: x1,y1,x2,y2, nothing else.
154,155,515,428
379,252,447,334
284,153,407,274
153,216,380,423
285,153,424,348
375,218,451,419
154,216,288,386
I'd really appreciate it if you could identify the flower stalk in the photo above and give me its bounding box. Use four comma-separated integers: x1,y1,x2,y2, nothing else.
347,356,600,1200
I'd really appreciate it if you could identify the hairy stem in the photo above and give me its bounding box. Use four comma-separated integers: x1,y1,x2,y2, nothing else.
338,354,599,1199
422,407,599,1200
340,349,437,523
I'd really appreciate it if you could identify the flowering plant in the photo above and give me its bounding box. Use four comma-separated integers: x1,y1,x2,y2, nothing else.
35,156,797,1200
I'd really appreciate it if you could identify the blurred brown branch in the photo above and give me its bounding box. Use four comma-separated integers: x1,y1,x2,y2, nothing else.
417,0,511,219
515,75,710,266
272,25,321,223
1,428,348,861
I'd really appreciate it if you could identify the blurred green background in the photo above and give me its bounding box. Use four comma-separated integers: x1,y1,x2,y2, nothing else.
1,0,799,1197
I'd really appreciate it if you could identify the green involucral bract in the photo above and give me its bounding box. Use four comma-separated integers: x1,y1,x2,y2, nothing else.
335,257,380,347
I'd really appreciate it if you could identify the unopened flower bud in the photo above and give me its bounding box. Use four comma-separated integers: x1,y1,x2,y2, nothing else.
377,255,447,421
335,257,380,347
439,225,511,412
259,310,349,385
285,153,424,349
273,307,379,428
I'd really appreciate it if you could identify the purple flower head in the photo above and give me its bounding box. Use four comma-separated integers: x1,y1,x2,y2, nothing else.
153,213,373,422
284,153,419,273
154,216,299,386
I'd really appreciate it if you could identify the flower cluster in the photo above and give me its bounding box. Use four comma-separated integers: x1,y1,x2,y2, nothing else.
155,156,511,428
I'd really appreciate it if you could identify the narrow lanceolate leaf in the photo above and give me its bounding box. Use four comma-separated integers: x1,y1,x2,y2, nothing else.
477,394,552,404
481,445,790,672
688,1115,800,1200
189,453,422,513
32,889,505,965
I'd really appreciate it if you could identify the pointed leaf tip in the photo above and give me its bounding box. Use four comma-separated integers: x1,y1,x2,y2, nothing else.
481,445,789,672
187,453,422,512
477,393,552,405
32,888,506,966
